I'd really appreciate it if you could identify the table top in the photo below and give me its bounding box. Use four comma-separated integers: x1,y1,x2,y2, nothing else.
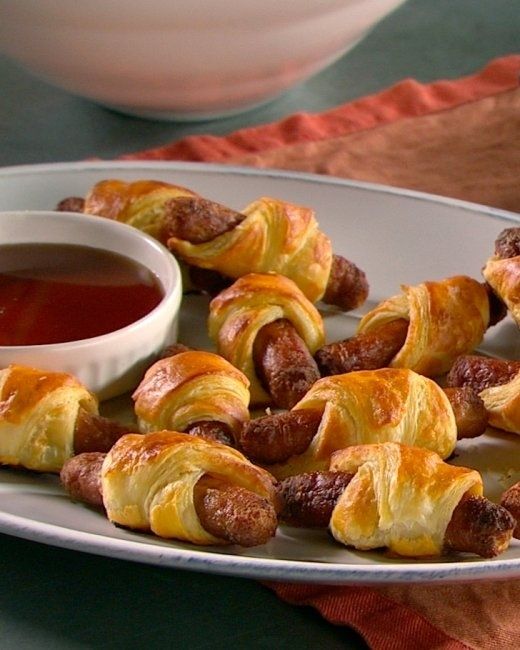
1,1,519,648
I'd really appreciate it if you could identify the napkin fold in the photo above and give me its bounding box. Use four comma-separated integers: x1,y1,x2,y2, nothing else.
122,54,520,650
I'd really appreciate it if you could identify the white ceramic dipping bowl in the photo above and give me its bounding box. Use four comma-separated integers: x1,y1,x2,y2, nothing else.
0,211,183,401
0,0,406,120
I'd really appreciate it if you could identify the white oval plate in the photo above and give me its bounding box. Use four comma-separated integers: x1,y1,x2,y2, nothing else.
0,161,519,585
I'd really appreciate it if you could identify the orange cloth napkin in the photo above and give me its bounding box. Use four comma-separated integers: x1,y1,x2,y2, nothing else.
121,54,520,649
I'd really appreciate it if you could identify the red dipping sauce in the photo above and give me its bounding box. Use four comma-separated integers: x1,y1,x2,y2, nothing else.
0,243,164,345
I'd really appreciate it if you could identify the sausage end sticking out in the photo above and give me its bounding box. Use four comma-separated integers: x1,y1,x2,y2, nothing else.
315,319,409,376
60,452,105,509
500,482,520,539
194,476,278,547
277,471,354,527
74,409,136,455
444,493,515,558
446,355,520,394
322,255,370,312
443,386,489,439
253,319,321,410
238,409,321,465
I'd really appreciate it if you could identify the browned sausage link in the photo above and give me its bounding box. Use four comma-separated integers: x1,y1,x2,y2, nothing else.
444,492,516,557
73,408,137,455
277,471,354,527
484,282,507,327
315,318,409,376
278,471,515,557
60,452,106,508
446,355,520,394
322,254,369,311
494,227,520,258
164,195,368,311
238,409,321,464
253,319,321,410
442,387,488,439
193,475,278,547
56,196,86,213
500,482,520,539
187,266,233,296
164,196,246,243
184,420,236,447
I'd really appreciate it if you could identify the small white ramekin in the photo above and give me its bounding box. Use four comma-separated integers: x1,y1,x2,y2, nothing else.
0,210,183,400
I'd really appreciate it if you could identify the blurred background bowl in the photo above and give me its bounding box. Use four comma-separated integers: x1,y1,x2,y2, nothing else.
0,0,406,121
0,211,182,401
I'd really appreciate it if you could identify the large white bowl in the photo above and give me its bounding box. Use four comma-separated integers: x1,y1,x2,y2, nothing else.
0,0,406,120
0,211,183,400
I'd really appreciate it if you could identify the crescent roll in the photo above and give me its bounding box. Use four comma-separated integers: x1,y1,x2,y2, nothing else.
357,275,489,376
268,368,457,479
101,430,278,545
168,196,333,303
132,350,250,437
482,254,520,328
0,364,98,472
208,273,325,405
83,179,198,243
329,442,483,557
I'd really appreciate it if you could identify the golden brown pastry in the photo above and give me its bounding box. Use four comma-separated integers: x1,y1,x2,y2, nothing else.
101,430,279,546
168,196,334,303
329,442,484,557
208,273,325,406
77,179,198,243
132,350,250,444
355,275,489,377
0,364,98,472
253,368,457,479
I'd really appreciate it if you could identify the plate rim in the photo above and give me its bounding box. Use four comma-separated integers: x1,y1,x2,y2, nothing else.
0,159,519,585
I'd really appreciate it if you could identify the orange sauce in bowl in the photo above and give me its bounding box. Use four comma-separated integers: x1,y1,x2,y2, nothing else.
0,243,164,345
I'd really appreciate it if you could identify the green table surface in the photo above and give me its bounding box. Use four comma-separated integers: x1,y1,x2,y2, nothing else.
0,1,518,647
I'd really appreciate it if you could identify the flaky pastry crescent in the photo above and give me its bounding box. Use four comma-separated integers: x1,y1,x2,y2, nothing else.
83,179,198,243
482,254,520,327
101,430,278,545
329,442,483,557
357,275,489,376
268,368,457,479
0,364,98,472
168,196,333,302
132,350,250,436
208,273,325,405
478,372,520,434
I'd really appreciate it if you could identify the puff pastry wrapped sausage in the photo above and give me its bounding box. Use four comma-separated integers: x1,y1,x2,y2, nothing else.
57,179,199,244
62,430,279,547
277,442,515,558
482,227,520,327
317,275,490,377
0,364,98,472
132,350,250,446
239,368,458,479
166,194,369,309
208,273,324,407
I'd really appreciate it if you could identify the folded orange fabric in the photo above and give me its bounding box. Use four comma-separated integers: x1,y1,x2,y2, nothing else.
121,55,520,215
122,54,520,650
